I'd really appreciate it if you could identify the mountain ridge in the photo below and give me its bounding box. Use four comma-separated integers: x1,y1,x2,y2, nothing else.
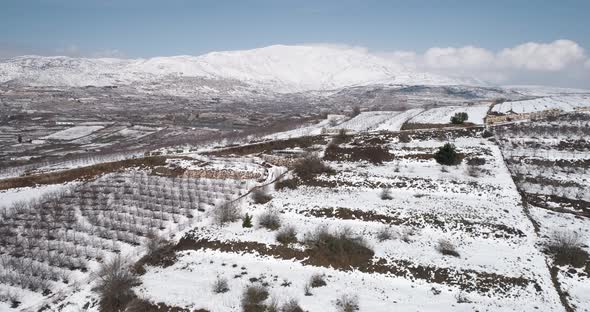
0,45,479,92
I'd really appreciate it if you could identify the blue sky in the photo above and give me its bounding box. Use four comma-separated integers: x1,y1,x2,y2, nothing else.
1,0,589,57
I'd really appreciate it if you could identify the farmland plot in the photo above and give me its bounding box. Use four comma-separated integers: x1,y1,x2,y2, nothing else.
492,95,590,114
407,104,490,125
0,158,264,311
494,111,590,311
132,128,564,312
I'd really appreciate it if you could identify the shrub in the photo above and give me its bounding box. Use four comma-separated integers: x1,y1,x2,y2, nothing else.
276,226,298,245
310,273,327,288
242,214,253,228
466,157,486,166
258,210,281,231
376,226,395,242
294,155,334,180
275,178,298,190
481,129,494,138
281,299,304,312
380,187,393,200
351,106,361,117
398,133,411,143
466,164,479,177
95,256,139,312
304,283,312,296
434,143,461,166
213,202,240,225
251,189,272,204
304,227,374,268
241,285,269,312
145,232,168,255
335,294,359,312
332,129,349,145
213,277,229,294
450,112,468,124
436,239,460,257
545,231,589,267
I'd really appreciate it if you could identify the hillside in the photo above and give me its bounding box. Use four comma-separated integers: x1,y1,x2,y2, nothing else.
0,107,588,312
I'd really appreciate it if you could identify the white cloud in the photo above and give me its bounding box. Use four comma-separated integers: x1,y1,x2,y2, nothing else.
374,39,589,86
55,44,81,57
53,45,125,58
90,49,125,58
424,46,495,69
498,40,585,71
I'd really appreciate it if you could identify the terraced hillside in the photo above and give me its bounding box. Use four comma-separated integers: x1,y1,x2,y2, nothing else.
0,109,587,312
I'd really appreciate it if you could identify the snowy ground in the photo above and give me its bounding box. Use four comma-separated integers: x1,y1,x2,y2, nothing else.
492,95,590,114
41,126,104,141
133,130,565,311
408,104,490,125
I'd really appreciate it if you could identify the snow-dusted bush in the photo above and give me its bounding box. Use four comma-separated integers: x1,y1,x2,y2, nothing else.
376,226,395,242
276,226,297,245
213,202,241,225
258,209,281,231
251,188,272,204
293,155,334,180
212,277,229,294
545,231,589,267
281,299,304,312
436,239,460,257
304,227,373,267
275,178,298,190
380,187,393,200
335,294,359,312
94,255,139,312
310,273,327,288
241,285,269,312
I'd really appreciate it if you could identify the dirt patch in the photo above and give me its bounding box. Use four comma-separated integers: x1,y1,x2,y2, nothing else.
323,145,394,164
206,136,327,156
526,194,589,217
0,156,167,190
548,265,575,312
300,207,525,239
401,122,476,131
133,243,177,275
127,298,209,312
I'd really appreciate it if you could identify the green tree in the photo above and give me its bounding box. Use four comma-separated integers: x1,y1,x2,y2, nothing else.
242,213,253,228
434,143,461,165
450,112,468,124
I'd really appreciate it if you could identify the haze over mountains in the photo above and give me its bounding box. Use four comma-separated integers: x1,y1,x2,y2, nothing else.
0,45,477,93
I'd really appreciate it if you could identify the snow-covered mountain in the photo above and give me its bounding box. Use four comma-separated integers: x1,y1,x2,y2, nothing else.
0,45,477,92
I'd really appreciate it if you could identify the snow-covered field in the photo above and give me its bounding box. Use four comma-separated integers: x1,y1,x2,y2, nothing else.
408,104,490,125
132,130,566,311
492,95,590,114
41,125,104,141
0,113,587,312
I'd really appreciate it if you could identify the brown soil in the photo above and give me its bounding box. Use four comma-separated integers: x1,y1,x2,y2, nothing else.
401,122,476,131
206,135,327,156
526,194,590,217
300,207,525,239
0,156,167,190
323,145,394,164
126,298,209,312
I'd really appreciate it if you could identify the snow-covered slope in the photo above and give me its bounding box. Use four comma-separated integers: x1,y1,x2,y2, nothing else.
0,45,474,92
